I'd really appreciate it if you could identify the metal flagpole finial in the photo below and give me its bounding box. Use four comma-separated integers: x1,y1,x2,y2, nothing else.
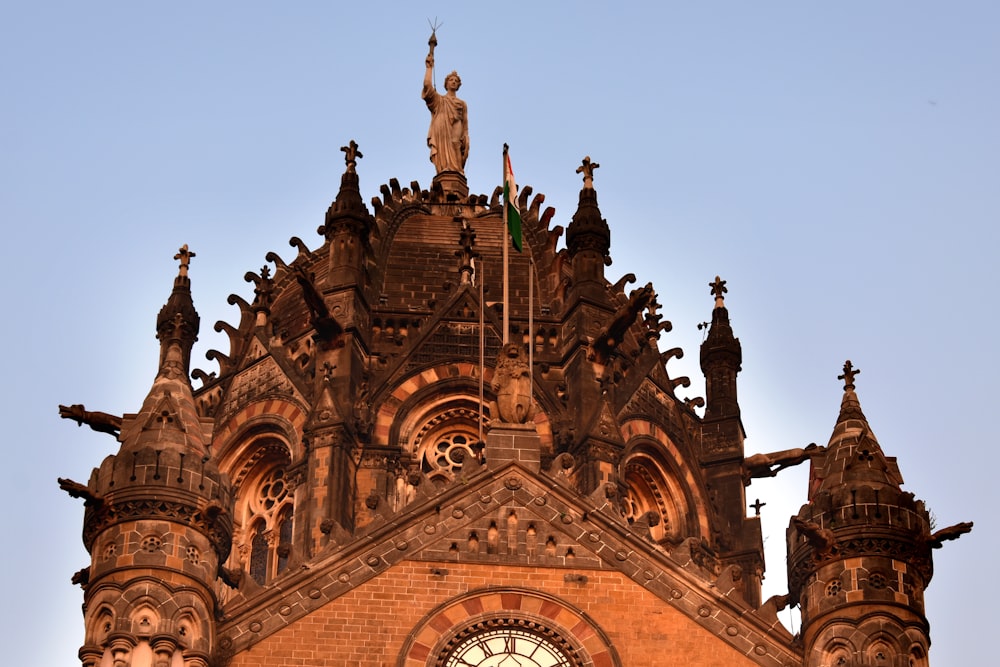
427,17,443,50
426,18,443,98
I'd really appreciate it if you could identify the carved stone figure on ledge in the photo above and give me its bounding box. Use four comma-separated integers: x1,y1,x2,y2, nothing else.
491,343,534,424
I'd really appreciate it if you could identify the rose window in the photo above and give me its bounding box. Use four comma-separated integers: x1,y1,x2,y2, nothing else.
418,428,481,482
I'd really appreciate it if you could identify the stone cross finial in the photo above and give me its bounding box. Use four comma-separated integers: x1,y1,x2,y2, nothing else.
838,360,860,390
341,140,363,173
576,156,600,189
174,244,195,278
750,498,766,516
709,276,727,308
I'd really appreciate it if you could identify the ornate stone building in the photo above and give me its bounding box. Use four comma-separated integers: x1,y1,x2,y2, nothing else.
59,40,970,667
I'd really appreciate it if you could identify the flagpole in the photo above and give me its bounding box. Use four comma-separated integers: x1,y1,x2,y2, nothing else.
529,256,534,397
478,258,485,449
502,143,510,345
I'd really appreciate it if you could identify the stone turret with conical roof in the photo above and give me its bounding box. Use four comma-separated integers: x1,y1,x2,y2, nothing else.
64,248,232,667
322,139,374,289
565,156,610,300
788,361,971,667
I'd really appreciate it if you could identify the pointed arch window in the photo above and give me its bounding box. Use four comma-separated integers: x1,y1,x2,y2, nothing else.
230,438,295,586
248,520,269,586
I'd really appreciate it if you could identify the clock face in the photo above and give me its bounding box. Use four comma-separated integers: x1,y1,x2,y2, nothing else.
443,627,574,667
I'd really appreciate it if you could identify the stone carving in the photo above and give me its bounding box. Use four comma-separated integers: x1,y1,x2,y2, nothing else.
745,443,821,480
58,404,122,436
576,155,599,189
423,30,469,175
792,517,836,556
589,282,656,365
58,477,102,505
709,275,727,308
293,266,343,345
174,243,195,278
490,343,534,424
759,593,790,623
927,521,973,548
340,139,362,173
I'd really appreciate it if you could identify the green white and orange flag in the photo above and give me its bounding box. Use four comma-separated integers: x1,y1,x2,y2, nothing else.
503,146,523,252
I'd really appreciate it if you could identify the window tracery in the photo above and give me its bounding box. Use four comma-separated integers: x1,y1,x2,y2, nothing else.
231,439,294,586
412,408,485,485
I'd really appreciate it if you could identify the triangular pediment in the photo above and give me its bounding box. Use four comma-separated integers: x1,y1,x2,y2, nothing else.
383,284,504,382
241,336,270,369
220,354,305,417
218,460,796,664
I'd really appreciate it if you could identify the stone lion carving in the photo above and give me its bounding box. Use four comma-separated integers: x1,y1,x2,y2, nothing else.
490,343,534,424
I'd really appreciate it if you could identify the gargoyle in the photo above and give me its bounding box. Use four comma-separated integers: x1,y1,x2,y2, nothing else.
57,477,103,505
71,567,90,587
293,265,343,346
745,443,822,480
792,516,836,555
629,510,661,541
928,521,973,548
760,593,789,616
58,404,122,436
589,282,656,365
219,565,244,589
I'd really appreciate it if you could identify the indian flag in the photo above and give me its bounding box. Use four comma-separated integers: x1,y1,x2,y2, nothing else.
504,149,523,252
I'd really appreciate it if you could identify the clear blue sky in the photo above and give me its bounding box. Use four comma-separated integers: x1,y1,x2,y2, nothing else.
2,2,995,664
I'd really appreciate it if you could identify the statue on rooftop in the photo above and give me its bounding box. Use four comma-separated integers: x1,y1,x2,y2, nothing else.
423,30,469,175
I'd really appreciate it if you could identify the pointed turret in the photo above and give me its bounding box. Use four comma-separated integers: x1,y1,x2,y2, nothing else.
788,361,963,667
67,248,232,667
808,360,901,497
697,277,761,605
565,156,610,297
699,276,742,422
323,140,374,287
118,244,207,457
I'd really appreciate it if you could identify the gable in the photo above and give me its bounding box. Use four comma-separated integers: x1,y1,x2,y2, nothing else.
218,461,797,666
226,562,769,667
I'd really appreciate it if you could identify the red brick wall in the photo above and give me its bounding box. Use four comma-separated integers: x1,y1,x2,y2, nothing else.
229,560,759,667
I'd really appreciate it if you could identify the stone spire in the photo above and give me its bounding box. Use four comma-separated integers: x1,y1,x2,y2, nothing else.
808,360,901,497
323,140,373,287
119,245,207,457
565,156,610,294
696,277,759,605
156,244,200,376
699,276,742,421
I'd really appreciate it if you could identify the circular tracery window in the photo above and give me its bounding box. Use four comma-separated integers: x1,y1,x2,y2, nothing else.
439,619,581,667
255,468,289,512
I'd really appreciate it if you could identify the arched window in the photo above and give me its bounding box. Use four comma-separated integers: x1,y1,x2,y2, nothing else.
276,505,294,575
412,407,485,486
248,520,269,586
230,438,295,586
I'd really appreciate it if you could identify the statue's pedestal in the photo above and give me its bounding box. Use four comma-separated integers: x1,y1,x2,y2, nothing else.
485,422,540,472
432,171,469,200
